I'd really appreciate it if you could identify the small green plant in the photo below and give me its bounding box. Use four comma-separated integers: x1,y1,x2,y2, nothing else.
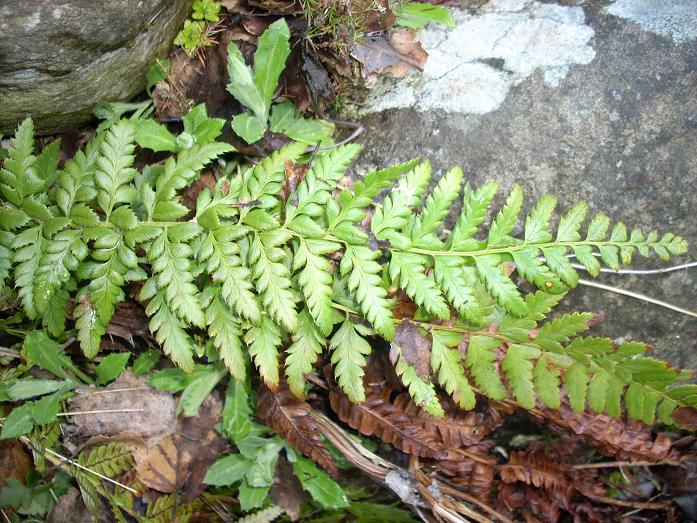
394,1,455,30
174,0,222,55
226,19,335,145
1,111,695,429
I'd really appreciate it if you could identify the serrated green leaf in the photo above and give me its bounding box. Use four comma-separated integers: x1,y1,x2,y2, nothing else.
389,251,450,319
524,195,556,244
541,245,578,287
206,292,246,381
392,344,444,417
410,166,463,247
533,355,561,409
556,202,588,242
565,363,589,413
464,335,506,400
433,257,482,323
535,313,593,351
249,232,297,331
245,316,281,388
146,291,195,372
431,330,475,409
586,213,610,241
342,246,394,339
294,239,339,336
286,310,326,397
503,344,540,409
487,185,523,247
329,320,371,403
474,254,526,316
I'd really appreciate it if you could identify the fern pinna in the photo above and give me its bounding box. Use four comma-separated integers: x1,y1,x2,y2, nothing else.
1,109,694,427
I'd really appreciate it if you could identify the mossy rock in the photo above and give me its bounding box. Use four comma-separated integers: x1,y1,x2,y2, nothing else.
0,0,191,135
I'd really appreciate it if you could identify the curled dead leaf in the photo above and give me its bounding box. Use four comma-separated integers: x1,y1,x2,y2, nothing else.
134,394,226,502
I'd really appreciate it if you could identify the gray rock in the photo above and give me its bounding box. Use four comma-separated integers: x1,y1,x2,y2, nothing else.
352,0,697,369
0,0,191,134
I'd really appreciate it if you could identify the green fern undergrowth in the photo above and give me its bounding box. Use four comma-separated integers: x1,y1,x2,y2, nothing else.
1,109,695,429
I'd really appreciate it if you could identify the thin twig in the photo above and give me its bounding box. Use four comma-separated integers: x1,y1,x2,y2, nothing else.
572,459,682,470
92,387,150,395
313,125,365,152
582,492,669,510
578,278,697,318
1,508,11,523
571,260,697,275
60,337,75,351
57,408,144,416
0,347,20,359
43,447,138,494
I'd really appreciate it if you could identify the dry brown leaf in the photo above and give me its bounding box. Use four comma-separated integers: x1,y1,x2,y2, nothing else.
0,440,31,489
269,456,310,521
282,159,309,204
242,16,272,36
181,171,218,214
134,394,226,502
384,30,428,78
66,371,176,440
392,393,504,448
106,301,152,346
391,320,431,381
48,487,96,523
527,401,677,462
257,382,338,476
329,385,447,460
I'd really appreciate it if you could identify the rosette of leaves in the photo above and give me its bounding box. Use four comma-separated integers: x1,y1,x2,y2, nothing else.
226,19,335,145
1,108,695,430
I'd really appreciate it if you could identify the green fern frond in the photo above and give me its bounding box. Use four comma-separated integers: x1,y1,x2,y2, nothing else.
341,246,394,339
329,319,371,403
286,309,326,397
145,286,196,372
199,226,261,323
409,166,463,248
389,251,449,319
249,230,297,331
294,238,340,335
202,286,246,380
431,330,475,410
245,316,282,388
149,228,205,327
3,115,694,427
